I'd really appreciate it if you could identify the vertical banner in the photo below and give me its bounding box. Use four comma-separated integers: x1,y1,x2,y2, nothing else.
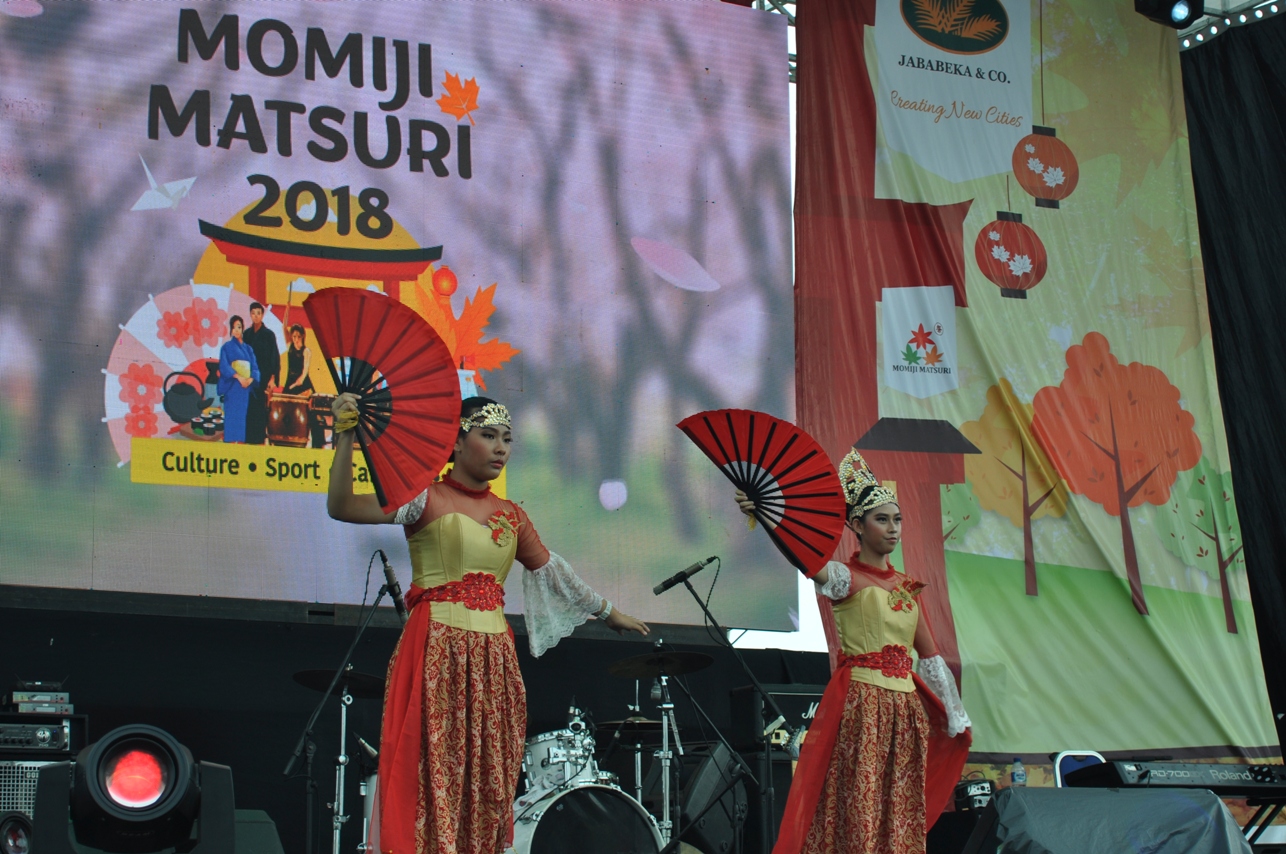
796,0,1278,764
875,0,1031,184
882,286,959,399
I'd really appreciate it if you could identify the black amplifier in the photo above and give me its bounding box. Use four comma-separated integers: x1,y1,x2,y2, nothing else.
0,714,86,756
729,683,826,750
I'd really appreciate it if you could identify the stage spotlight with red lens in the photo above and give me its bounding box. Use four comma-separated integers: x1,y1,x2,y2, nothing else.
32,724,235,854
0,811,31,854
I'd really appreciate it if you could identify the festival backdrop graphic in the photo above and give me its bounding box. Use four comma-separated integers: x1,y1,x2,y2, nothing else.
794,0,1276,758
0,0,794,629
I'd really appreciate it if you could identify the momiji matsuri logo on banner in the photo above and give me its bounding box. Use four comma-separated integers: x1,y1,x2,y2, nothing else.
882,286,958,399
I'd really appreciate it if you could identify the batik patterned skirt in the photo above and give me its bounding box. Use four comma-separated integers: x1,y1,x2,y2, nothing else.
802,680,930,854
379,616,527,854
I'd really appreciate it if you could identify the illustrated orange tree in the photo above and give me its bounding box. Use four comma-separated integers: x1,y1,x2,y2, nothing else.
961,378,1068,596
1032,332,1202,615
1154,457,1244,633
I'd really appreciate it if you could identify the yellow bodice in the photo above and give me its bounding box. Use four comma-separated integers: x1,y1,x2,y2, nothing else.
406,512,518,634
833,584,920,692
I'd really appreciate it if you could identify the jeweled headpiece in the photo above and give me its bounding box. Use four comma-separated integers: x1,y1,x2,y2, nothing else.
839,448,898,521
460,402,512,433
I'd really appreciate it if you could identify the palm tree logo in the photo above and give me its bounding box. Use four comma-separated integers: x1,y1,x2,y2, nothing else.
901,0,1009,54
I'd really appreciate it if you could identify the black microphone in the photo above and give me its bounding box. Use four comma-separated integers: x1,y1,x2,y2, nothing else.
380,550,408,624
652,556,718,595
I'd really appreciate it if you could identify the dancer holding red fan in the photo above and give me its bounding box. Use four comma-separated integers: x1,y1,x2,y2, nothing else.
734,448,972,854
328,393,650,854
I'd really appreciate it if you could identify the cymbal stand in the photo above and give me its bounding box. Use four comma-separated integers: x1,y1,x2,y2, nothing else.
330,686,353,854
656,671,677,844
633,680,644,803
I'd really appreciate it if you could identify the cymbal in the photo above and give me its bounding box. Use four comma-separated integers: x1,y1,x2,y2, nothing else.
607,651,714,680
293,669,385,700
598,718,668,746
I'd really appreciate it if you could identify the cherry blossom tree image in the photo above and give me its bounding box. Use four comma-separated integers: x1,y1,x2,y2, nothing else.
1032,332,1202,615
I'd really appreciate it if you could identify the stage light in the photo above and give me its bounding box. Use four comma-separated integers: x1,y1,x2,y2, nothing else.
31,724,234,854
0,812,31,854
1135,0,1203,28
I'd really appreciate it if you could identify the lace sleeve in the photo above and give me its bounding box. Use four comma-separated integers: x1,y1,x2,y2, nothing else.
393,489,428,525
522,551,604,658
916,654,971,737
814,562,851,600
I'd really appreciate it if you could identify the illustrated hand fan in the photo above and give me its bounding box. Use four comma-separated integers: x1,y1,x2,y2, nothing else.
678,409,847,577
303,288,461,513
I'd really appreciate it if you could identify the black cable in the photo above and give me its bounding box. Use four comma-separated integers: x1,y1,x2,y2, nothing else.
352,551,380,640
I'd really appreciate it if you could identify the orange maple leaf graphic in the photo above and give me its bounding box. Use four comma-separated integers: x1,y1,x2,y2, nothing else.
436,72,480,125
924,346,944,366
453,284,518,390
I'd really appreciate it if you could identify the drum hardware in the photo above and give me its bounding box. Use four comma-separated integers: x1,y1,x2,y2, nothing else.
293,669,386,701
607,651,714,680
352,733,379,853
283,570,396,854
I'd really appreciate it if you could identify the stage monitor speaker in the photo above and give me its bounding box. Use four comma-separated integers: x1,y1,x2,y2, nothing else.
962,786,1252,854
679,742,748,854
738,748,794,854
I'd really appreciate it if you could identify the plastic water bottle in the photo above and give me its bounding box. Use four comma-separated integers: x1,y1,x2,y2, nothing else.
1010,757,1027,787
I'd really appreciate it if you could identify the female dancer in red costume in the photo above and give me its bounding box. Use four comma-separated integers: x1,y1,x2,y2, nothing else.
737,449,971,854
328,395,650,854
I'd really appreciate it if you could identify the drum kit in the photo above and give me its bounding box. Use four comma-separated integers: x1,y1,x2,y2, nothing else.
291,647,716,854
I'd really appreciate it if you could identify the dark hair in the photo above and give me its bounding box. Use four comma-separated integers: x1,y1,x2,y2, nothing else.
450,396,501,463
249,301,265,313
289,323,305,344
229,314,244,333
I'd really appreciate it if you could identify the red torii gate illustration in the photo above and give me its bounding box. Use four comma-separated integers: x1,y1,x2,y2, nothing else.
198,221,442,306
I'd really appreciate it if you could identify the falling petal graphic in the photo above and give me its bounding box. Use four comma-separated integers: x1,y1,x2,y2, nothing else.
630,237,721,292
0,0,43,18
598,479,628,511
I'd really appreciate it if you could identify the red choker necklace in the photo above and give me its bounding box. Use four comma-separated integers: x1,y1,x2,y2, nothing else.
850,555,897,579
441,473,492,496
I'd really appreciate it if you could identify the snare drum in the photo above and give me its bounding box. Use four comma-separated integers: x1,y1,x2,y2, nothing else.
522,729,598,791
512,784,661,854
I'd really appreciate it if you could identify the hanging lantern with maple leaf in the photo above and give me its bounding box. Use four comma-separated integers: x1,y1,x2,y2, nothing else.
975,212,1047,299
1012,126,1079,209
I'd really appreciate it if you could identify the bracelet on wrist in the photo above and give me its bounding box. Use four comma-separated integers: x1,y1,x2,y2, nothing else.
597,600,613,620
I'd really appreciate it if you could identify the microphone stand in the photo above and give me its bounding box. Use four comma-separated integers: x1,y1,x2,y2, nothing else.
284,583,391,854
676,575,798,854
660,667,758,854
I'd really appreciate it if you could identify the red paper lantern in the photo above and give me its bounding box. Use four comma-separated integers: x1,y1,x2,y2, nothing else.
974,212,1047,299
1012,126,1079,209
432,264,458,297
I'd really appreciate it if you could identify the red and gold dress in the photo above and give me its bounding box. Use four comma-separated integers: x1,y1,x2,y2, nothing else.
378,474,603,854
773,557,970,854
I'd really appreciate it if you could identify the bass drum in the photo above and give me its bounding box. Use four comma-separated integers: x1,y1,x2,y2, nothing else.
512,784,661,854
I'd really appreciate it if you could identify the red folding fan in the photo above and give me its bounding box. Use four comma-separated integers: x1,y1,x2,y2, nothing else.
678,409,847,577
304,288,461,512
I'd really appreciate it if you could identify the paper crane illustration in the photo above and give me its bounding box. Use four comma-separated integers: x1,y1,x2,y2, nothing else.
130,154,196,211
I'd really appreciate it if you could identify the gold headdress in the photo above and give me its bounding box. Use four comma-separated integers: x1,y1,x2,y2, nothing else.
839,448,897,521
460,402,512,433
